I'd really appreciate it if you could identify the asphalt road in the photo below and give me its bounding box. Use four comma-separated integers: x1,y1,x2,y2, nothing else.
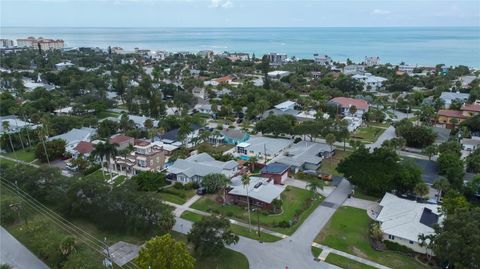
0,226,49,269
173,179,353,269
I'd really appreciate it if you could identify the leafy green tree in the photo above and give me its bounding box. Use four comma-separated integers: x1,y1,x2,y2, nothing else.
59,236,76,256
422,144,438,160
440,190,469,216
395,119,436,148
306,180,324,200
325,133,336,152
134,171,167,191
415,104,436,125
34,139,66,163
432,177,450,202
437,153,464,190
438,140,462,156
391,161,422,195
433,207,480,269
466,148,480,173
136,234,195,269
187,216,239,257
201,173,229,194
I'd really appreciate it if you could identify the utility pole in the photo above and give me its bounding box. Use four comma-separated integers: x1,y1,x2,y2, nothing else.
103,237,113,268
256,207,262,243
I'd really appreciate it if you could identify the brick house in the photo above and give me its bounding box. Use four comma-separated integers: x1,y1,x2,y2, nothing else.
260,162,290,185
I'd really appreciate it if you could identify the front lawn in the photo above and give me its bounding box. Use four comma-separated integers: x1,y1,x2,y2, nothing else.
156,186,196,205
318,150,352,176
191,186,324,235
326,253,376,269
315,206,430,269
171,231,249,269
351,126,385,144
180,211,281,242
1,147,36,162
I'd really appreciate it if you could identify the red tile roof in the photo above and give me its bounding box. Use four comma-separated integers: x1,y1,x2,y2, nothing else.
330,97,369,110
437,109,467,118
461,104,480,113
134,139,151,147
110,135,134,144
215,76,233,83
74,141,94,154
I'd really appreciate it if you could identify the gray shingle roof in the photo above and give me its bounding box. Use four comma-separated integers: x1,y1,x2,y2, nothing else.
228,176,285,204
167,153,237,178
273,141,331,167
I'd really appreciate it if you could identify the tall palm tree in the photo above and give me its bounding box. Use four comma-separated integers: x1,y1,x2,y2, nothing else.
178,121,193,147
418,233,434,261
247,156,258,173
93,141,119,180
306,180,324,200
92,142,108,180
2,121,18,162
9,107,25,150
241,174,252,231
36,127,50,166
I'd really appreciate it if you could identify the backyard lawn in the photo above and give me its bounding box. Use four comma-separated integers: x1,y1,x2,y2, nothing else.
181,211,282,242
325,253,377,269
315,206,430,269
1,147,36,162
318,150,352,176
191,186,324,235
156,186,196,205
351,126,385,144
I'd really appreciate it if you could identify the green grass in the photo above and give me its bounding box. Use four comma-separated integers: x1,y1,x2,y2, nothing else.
368,122,391,129
311,246,322,258
192,186,323,235
353,189,380,202
325,253,377,269
351,127,385,143
96,111,120,120
83,169,106,180
181,211,281,242
170,231,249,269
318,150,352,177
113,176,127,187
156,187,196,205
315,206,430,269
1,147,36,162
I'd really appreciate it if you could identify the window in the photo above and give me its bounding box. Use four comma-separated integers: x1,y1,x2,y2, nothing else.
409,241,414,244
388,235,395,240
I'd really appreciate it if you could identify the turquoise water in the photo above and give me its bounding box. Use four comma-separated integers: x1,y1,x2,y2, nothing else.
1,27,479,67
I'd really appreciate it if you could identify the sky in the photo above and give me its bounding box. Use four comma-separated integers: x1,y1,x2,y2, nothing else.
1,0,479,27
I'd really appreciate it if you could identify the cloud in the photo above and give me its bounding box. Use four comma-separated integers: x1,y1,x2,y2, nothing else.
372,9,391,15
210,0,233,8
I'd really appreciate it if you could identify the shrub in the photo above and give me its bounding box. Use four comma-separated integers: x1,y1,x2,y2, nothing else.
185,182,195,190
226,211,234,217
277,220,291,228
173,182,184,189
133,171,167,191
384,240,415,254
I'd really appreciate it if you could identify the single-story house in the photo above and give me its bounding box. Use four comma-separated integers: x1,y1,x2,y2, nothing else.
210,129,250,145
0,115,40,134
167,153,238,183
439,91,470,108
273,141,333,173
260,162,290,185
227,176,286,209
159,124,202,148
49,127,96,154
328,97,369,118
461,137,480,152
235,136,293,162
376,193,442,255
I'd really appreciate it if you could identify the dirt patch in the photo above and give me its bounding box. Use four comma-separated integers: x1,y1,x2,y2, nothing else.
352,246,368,259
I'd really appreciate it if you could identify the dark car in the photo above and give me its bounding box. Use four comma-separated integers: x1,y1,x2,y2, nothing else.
166,173,176,180
196,187,206,195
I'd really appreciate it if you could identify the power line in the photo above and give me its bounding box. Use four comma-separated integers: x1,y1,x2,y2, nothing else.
1,178,140,269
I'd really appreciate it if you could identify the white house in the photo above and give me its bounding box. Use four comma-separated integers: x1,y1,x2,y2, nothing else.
55,61,75,70
274,100,297,112
376,193,442,254
0,115,40,134
343,65,365,75
167,153,238,183
439,91,470,108
267,70,290,80
352,73,387,92
235,136,293,162
313,54,332,66
49,127,96,155
461,137,480,152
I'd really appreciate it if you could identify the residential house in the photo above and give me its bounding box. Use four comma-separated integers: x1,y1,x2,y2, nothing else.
209,129,250,145
313,54,332,66
167,153,239,183
457,75,477,88
159,124,202,147
55,61,75,70
273,141,334,173
226,176,286,209
112,141,165,176
328,97,369,118
343,65,365,75
204,76,235,86
109,134,135,151
72,141,94,158
439,92,470,108
398,65,415,75
49,127,96,155
192,87,206,99
352,73,387,92
194,104,215,115
436,103,480,128
0,115,39,134
267,71,290,80
376,193,442,254
274,100,296,111
343,116,363,132
114,114,159,129
260,162,290,185
235,136,293,162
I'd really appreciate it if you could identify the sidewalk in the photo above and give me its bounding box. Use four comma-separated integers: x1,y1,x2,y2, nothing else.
312,242,391,269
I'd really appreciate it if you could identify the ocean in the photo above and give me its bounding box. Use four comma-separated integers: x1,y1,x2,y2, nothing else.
1,27,479,67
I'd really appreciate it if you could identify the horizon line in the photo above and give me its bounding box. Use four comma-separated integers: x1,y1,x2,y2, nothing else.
1,25,479,28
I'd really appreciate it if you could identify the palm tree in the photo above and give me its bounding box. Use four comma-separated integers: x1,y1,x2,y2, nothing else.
306,180,324,200
222,175,231,205
370,222,383,242
9,107,25,150
178,121,193,147
92,141,119,180
241,174,252,231
36,127,50,166
2,121,18,162
59,236,76,256
432,177,449,203
144,119,154,140
418,233,434,261
247,156,258,173
414,182,429,201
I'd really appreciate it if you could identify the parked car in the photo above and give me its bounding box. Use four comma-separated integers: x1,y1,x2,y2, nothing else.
302,170,317,176
65,161,79,172
196,187,206,195
318,173,332,181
